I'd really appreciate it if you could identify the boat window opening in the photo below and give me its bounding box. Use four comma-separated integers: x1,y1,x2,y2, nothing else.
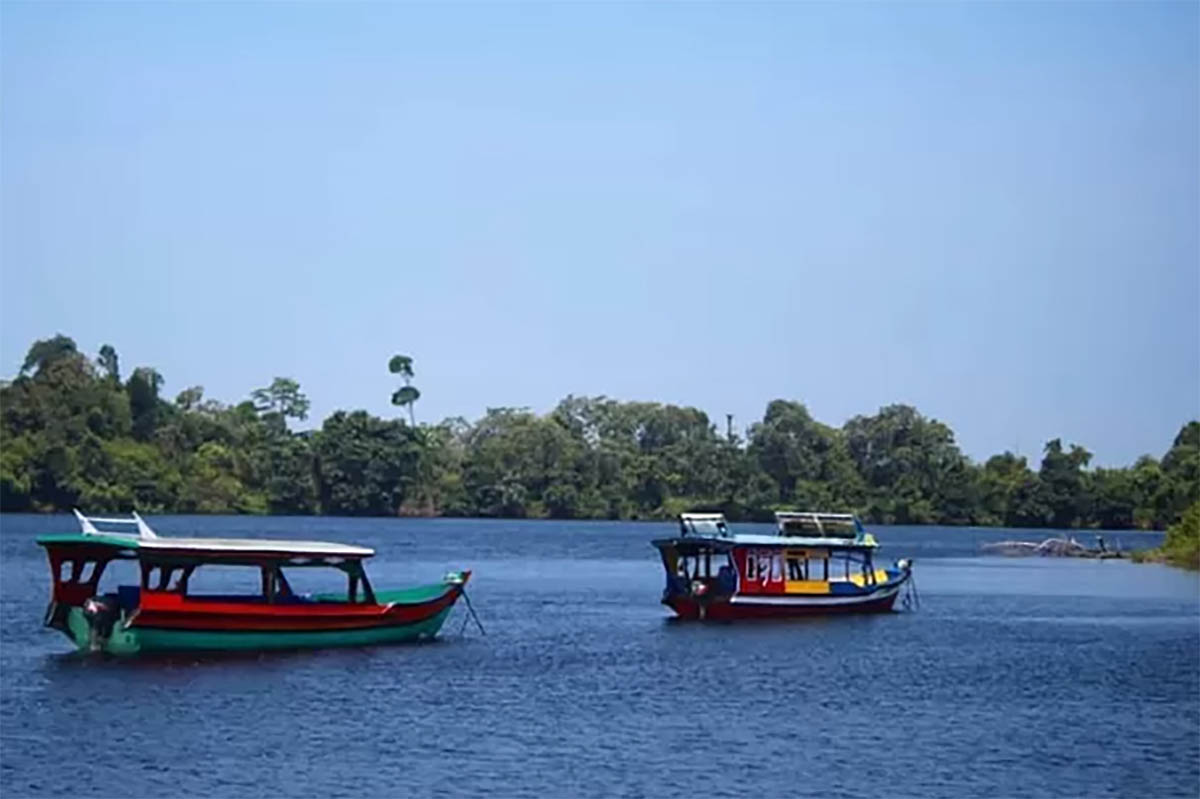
806,557,829,581
745,551,782,583
94,558,138,596
168,566,195,594
830,551,874,583
184,564,270,600
58,558,105,587
787,555,829,581
275,569,293,598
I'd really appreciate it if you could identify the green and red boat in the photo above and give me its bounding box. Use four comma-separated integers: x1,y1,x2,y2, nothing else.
38,511,472,655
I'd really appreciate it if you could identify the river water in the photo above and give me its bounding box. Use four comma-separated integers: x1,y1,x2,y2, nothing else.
1,515,1196,798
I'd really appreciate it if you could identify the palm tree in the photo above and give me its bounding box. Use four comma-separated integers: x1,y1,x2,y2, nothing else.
389,355,420,425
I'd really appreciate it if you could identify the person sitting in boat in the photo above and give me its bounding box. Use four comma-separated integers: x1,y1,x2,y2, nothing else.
717,563,736,593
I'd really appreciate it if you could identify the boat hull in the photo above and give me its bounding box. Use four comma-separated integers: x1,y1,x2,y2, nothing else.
663,578,907,621
64,606,456,655
57,578,468,656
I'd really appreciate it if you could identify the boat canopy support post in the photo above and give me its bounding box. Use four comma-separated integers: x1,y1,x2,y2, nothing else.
344,561,375,604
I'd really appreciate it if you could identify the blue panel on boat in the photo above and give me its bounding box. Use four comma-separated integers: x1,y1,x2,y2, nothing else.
117,585,141,610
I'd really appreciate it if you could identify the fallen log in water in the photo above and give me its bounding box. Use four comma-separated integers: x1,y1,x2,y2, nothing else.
981,536,1125,559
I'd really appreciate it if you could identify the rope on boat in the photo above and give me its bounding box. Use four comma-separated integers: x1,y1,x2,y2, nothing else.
459,586,486,636
903,571,921,611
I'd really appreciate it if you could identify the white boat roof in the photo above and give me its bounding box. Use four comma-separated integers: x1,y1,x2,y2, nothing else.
67,510,374,558
137,537,374,557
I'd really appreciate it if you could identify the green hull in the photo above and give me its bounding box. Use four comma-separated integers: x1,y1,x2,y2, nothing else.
65,606,455,656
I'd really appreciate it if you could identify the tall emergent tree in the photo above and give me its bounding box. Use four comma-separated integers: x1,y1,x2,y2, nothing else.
251,377,311,422
20,334,78,377
389,354,420,426
97,345,120,383
126,367,165,442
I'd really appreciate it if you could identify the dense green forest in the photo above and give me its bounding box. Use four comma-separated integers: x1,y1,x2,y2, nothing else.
1,335,1197,529
1133,500,1200,569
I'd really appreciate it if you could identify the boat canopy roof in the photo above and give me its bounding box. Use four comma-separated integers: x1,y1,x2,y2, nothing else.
669,511,877,550
36,510,374,560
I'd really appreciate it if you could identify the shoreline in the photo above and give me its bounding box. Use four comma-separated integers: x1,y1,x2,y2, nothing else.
0,508,1170,534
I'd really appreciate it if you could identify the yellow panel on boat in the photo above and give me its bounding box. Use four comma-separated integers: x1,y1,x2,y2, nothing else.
784,580,831,594
847,570,891,587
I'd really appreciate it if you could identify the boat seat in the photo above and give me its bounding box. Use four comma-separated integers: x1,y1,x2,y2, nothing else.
275,593,313,605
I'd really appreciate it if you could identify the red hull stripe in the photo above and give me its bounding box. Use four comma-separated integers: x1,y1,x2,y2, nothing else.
130,588,461,633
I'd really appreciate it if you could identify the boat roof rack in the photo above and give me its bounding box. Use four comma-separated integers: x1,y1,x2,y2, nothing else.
678,513,732,538
774,511,863,538
74,508,158,540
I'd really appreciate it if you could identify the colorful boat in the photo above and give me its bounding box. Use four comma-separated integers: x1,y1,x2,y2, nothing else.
37,511,472,655
651,511,913,620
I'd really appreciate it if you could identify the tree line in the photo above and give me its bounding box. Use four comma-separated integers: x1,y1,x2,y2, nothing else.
2,335,1196,529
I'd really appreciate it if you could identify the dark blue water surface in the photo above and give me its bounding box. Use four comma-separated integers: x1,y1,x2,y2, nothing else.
1,515,1197,798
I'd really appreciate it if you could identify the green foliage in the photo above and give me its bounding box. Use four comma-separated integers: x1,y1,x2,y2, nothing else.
126,367,165,442
313,411,424,515
1160,501,1200,568
1039,439,1093,528
388,355,414,378
842,405,973,525
251,377,311,422
97,345,120,383
1,334,1196,526
21,334,78,377
388,354,419,425
1134,500,1200,569
392,386,421,410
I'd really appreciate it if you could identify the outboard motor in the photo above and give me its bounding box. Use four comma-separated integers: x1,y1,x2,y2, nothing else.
81,596,119,652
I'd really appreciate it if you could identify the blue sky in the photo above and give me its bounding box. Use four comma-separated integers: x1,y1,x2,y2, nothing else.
2,2,1197,466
